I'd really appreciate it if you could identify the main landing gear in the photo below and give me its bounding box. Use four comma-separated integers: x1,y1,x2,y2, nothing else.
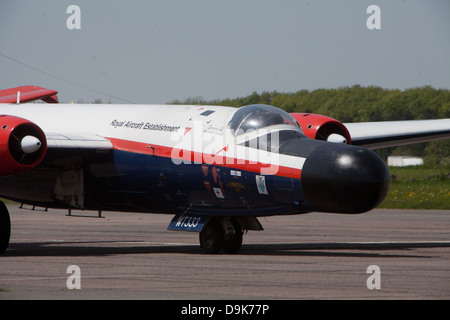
199,218,244,254
0,201,11,254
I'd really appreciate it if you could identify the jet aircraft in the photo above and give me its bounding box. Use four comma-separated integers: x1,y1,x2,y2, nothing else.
0,85,449,254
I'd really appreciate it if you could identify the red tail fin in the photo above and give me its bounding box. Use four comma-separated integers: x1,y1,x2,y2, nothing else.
0,86,58,103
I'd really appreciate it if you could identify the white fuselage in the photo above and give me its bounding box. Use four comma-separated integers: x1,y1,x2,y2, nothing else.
0,103,305,177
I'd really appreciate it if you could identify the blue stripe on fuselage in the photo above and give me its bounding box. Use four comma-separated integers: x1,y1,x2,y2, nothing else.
111,149,310,216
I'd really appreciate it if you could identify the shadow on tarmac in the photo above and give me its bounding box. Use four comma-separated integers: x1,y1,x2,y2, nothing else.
5,240,450,258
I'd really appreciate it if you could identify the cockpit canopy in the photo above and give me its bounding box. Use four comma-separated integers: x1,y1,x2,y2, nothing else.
228,104,306,154
229,104,302,135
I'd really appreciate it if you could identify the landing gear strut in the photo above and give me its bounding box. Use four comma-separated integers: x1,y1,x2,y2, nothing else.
199,218,243,254
0,201,11,254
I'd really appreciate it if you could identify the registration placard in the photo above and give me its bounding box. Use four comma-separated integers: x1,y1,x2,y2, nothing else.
168,214,208,232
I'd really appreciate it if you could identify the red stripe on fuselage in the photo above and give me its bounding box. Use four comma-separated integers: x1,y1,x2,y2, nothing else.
107,137,302,179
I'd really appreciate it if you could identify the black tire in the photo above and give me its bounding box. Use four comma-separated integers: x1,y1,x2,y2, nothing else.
0,201,11,254
199,218,224,254
222,219,243,254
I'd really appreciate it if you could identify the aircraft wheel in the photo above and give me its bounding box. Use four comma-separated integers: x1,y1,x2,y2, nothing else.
0,201,11,254
199,218,224,254
222,220,243,254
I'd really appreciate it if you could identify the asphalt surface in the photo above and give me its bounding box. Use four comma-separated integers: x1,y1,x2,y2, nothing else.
1,204,449,300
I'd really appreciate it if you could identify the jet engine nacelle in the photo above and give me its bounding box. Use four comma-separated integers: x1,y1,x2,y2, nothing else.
290,113,352,144
0,115,47,177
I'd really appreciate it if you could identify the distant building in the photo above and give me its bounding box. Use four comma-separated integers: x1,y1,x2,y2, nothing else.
387,156,424,167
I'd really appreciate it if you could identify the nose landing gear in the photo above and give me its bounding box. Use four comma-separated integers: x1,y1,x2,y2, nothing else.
199,218,243,254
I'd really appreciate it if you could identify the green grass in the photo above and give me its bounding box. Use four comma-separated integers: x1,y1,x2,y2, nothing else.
380,165,450,210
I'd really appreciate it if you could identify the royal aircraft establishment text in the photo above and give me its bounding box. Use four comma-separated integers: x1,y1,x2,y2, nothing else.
110,120,180,132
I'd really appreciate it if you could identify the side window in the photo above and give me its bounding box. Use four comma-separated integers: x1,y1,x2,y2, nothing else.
243,134,273,151
240,130,303,153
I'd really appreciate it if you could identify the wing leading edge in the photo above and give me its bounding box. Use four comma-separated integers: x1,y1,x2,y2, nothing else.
345,119,450,149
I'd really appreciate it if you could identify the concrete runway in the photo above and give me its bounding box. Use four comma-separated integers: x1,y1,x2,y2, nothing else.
1,204,449,300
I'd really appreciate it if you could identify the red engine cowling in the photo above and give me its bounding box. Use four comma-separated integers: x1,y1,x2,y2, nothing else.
290,113,352,144
0,115,47,177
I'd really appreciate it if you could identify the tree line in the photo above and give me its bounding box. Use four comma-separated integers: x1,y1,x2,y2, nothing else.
170,85,450,165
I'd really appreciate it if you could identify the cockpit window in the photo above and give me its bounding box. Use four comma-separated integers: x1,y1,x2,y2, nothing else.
243,130,304,153
229,104,301,135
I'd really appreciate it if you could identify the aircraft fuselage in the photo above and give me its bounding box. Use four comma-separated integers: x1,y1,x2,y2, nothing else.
0,103,389,216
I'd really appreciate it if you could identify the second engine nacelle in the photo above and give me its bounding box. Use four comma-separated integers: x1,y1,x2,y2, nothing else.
290,113,352,144
0,115,47,177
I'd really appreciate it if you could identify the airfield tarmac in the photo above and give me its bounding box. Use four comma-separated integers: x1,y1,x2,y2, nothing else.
0,204,449,300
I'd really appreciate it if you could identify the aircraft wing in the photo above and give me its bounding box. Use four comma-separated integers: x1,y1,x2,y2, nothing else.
41,133,114,168
344,119,450,149
0,86,59,104
45,133,113,150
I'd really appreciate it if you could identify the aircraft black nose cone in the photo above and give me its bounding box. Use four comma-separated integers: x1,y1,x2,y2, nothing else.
301,143,390,213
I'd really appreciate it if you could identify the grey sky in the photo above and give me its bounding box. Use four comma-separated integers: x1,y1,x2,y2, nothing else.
1,0,449,104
